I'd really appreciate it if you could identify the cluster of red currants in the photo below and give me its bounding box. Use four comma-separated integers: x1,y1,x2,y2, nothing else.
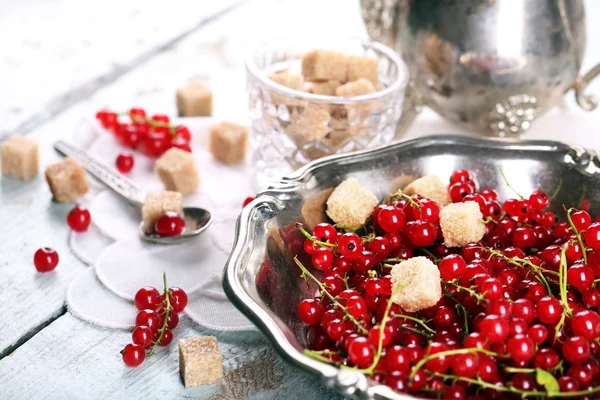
296,169,600,399
95,108,193,174
121,276,188,367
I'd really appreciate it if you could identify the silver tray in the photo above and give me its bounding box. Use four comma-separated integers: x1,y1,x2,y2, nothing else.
222,135,600,399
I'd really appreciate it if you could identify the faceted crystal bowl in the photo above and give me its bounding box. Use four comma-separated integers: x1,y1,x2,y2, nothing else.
223,135,600,399
246,36,408,188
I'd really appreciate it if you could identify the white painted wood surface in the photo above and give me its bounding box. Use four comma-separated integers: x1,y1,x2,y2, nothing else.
2,0,600,398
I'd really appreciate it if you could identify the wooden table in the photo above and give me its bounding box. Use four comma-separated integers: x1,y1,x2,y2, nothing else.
1,1,600,398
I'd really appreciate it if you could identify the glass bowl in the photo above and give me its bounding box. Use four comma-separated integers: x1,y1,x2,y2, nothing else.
246,36,408,189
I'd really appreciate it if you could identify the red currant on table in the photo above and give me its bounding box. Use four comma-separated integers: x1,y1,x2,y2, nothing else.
132,326,153,347
154,212,185,237
135,309,160,333
167,287,188,313
242,196,255,207
115,152,134,173
134,286,160,311
129,107,146,121
156,329,174,346
158,308,180,330
66,205,91,232
151,114,170,124
33,247,59,272
121,343,145,367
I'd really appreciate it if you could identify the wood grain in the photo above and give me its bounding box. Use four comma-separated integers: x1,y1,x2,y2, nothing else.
0,314,343,400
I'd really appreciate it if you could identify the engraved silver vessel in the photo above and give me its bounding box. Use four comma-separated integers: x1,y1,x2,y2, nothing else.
360,0,600,137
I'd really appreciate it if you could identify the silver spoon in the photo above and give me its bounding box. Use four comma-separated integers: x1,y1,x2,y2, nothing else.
54,140,212,244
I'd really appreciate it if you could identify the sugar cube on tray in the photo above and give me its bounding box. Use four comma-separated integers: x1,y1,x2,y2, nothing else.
1,135,39,181
155,148,200,196
439,201,486,247
403,174,451,206
209,122,248,165
326,178,378,228
179,336,223,387
390,256,442,312
176,80,213,117
44,157,89,203
141,191,183,234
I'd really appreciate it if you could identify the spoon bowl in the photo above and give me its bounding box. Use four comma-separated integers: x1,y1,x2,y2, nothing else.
141,207,212,244
54,140,212,244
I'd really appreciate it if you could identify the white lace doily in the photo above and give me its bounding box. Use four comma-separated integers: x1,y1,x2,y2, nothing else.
66,116,256,331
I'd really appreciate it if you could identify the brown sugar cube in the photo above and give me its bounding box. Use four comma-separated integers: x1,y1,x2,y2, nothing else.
347,55,379,85
44,157,89,203
306,80,341,96
209,122,248,165
1,135,39,181
176,80,212,117
155,148,200,196
301,188,335,231
326,178,378,228
302,50,348,82
141,191,183,234
335,78,376,97
439,201,486,248
269,72,305,91
403,174,451,206
286,106,331,146
179,336,223,387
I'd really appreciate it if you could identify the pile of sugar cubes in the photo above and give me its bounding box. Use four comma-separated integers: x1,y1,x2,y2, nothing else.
267,49,381,152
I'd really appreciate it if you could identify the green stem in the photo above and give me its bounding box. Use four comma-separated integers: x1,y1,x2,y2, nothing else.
504,367,536,374
418,248,440,263
304,350,340,365
390,189,422,209
297,226,336,248
147,273,172,358
499,169,524,199
566,208,588,264
486,248,555,295
394,314,436,334
550,178,563,200
398,325,432,338
410,348,500,379
294,257,368,335
555,246,572,337
125,113,179,135
444,292,469,336
445,280,485,303
432,371,600,398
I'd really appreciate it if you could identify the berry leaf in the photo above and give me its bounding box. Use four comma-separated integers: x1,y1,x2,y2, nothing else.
535,367,559,394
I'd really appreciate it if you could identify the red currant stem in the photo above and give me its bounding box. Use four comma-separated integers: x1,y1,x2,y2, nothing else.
550,177,563,200
361,232,376,244
147,273,173,359
432,371,600,398
444,292,470,336
393,314,436,334
303,349,341,366
417,248,440,263
444,280,485,303
486,248,555,295
482,216,498,225
382,257,406,263
297,226,336,248
333,224,360,232
499,168,524,199
129,114,178,135
293,257,368,335
347,287,396,375
566,207,588,264
398,324,432,338
504,366,536,373
555,246,572,337
390,190,422,209
409,348,500,379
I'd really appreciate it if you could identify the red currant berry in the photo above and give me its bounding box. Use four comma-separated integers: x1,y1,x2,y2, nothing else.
584,222,600,249
480,189,498,202
571,209,592,232
154,212,185,237
479,277,503,301
410,198,440,223
529,190,550,210
377,206,406,233
479,315,509,343
450,169,472,184
242,196,255,207
568,263,595,292
134,286,160,311
129,107,146,121
558,376,579,392
582,287,600,307
463,194,487,213
348,337,375,368
424,342,451,373
298,299,324,325
451,352,479,378
174,126,191,142
167,287,188,313
528,324,548,345
312,223,338,244
533,347,560,370
132,325,153,347
536,296,563,324
366,236,390,258
115,152,134,173
407,220,437,247
571,310,600,340
156,329,173,346
337,233,363,259
121,343,145,367
438,254,467,281
507,334,535,362
386,345,410,374
448,182,474,203
157,310,179,330
66,205,91,232
312,248,334,271
511,227,536,249
562,336,591,364
33,247,59,272
136,309,160,333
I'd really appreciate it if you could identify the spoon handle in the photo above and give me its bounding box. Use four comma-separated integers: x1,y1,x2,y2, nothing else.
54,140,145,206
